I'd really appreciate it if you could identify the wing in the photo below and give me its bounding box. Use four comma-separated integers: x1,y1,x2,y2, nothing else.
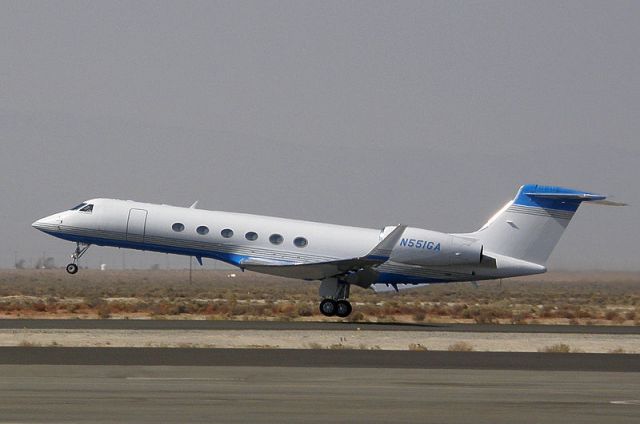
240,224,407,280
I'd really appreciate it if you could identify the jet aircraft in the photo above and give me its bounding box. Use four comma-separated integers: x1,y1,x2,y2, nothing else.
32,184,621,317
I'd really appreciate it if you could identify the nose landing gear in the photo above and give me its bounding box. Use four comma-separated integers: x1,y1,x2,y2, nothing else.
66,242,90,274
318,279,353,318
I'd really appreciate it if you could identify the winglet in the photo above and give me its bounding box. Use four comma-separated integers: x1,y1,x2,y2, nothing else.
365,224,406,261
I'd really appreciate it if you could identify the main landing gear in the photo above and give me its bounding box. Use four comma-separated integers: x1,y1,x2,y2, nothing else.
320,298,352,318
318,279,353,318
66,242,90,274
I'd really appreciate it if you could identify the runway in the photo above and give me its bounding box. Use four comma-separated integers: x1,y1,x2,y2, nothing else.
1,322,638,423
0,360,638,423
1,318,638,334
0,347,639,371
0,341,638,422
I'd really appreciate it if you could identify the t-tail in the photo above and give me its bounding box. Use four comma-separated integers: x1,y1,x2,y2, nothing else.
465,184,623,266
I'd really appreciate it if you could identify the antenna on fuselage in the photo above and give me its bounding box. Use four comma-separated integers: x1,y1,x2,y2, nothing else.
189,201,199,209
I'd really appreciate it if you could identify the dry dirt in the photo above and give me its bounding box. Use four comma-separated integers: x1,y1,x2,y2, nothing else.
3,328,638,353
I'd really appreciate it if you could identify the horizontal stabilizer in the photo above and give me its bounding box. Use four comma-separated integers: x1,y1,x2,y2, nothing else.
525,192,606,201
586,199,628,207
524,187,627,206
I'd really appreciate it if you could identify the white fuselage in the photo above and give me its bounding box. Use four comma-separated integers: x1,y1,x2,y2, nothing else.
32,198,545,286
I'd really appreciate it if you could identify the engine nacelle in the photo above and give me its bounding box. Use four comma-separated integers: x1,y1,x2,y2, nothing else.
389,227,482,266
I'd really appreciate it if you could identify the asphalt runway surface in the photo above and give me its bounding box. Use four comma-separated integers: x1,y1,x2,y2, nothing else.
0,347,639,372
0,360,638,423
0,328,638,423
0,318,638,334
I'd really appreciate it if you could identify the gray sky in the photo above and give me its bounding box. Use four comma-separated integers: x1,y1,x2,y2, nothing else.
1,0,638,271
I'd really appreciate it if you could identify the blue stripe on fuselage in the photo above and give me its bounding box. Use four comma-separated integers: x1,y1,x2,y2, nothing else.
45,231,252,267
46,231,464,285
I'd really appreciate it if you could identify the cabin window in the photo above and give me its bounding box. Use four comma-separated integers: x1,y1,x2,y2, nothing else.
70,203,87,211
245,231,258,241
269,234,284,245
196,226,209,235
293,237,308,248
221,228,234,238
79,204,93,213
172,223,185,232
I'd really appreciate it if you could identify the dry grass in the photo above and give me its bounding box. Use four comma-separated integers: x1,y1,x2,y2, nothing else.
447,341,474,352
328,343,353,350
0,269,638,325
408,343,428,351
539,343,572,353
18,340,41,347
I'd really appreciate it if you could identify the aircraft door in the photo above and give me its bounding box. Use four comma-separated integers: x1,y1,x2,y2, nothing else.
126,209,148,243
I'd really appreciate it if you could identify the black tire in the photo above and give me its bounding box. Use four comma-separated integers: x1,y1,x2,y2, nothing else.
335,300,352,318
319,299,337,317
66,263,79,274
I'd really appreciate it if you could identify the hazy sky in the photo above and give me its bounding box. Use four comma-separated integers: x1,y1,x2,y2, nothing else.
1,1,638,271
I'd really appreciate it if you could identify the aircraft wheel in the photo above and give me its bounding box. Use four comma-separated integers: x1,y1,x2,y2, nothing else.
66,263,79,274
319,299,337,317
335,300,352,318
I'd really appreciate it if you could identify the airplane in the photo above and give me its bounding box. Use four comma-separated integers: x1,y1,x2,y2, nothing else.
32,184,622,317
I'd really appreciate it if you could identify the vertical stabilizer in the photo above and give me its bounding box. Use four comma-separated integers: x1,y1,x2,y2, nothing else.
465,185,607,265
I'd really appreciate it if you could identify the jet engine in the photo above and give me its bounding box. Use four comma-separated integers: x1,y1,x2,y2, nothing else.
387,227,482,266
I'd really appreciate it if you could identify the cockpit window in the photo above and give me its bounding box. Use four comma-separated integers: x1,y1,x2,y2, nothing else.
78,204,93,213
70,203,87,210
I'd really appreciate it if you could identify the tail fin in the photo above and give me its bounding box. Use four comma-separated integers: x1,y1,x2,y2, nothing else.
465,184,612,265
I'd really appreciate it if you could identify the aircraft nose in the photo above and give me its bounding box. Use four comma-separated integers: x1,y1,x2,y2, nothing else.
32,219,45,232
32,214,62,231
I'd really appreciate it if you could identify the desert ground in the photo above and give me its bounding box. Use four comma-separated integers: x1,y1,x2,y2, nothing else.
0,269,637,325
0,269,638,352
